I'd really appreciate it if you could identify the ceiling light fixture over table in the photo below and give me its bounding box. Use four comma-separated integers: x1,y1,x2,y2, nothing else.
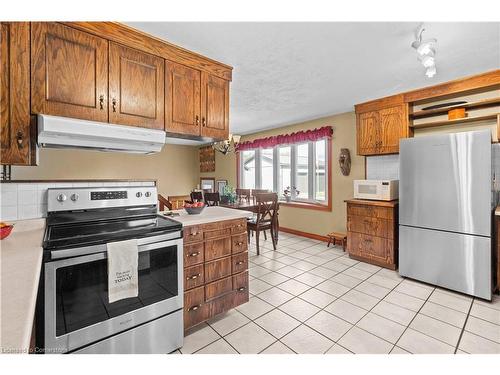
411,24,437,78
212,134,241,155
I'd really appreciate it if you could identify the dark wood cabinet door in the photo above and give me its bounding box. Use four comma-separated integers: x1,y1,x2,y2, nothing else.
109,43,164,129
201,72,229,140
1,22,33,166
357,111,380,155
165,61,201,136
379,105,407,154
31,22,108,122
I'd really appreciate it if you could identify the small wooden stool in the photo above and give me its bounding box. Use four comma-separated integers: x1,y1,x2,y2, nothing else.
327,232,347,252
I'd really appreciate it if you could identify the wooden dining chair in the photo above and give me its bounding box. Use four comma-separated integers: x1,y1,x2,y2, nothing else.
204,192,220,206
247,193,279,255
236,188,251,202
167,195,190,210
190,191,204,202
251,189,270,203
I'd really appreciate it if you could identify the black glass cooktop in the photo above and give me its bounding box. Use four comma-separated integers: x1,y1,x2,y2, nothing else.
43,214,182,251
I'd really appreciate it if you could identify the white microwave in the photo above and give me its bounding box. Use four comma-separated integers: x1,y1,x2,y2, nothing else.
353,180,399,201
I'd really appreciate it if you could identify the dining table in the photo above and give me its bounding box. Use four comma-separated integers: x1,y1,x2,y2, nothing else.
220,200,280,242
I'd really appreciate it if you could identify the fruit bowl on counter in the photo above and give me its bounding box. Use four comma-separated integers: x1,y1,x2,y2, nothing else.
184,201,205,215
0,222,14,240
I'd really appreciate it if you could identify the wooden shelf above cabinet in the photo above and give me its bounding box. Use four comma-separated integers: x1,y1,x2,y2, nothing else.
410,97,500,119
410,114,499,129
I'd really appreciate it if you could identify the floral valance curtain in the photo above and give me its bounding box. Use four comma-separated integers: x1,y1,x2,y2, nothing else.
236,126,332,152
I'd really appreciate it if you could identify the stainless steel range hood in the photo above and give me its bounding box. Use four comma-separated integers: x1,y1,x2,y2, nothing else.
37,115,166,154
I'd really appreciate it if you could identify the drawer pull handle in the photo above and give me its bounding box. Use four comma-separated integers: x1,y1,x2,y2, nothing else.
189,252,200,257
190,232,199,236
364,238,373,243
188,304,201,312
187,273,201,280
237,287,246,292
236,242,243,246
236,261,244,265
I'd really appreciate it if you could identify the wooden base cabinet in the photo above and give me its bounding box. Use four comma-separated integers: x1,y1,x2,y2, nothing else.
495,215,500,293
183,218,249,331
346,199,398,270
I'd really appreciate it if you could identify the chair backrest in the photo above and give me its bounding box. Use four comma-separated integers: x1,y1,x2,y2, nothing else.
190,191,203,202
251,189,270,196
236,188,251,201
167,195,190,210
255,193,279,225
204,192,220,206
158,194,171,211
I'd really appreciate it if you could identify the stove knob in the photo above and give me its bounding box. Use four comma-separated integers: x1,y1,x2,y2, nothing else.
57,194,67,202
136,192,143,198
145,191,151,197
70,193,79,202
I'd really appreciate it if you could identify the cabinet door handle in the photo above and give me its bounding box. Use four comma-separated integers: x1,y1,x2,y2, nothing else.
16,131,24,148
99,95,104,110
237,287,246,292
187,273,201,280
188,304,201,312
236,261,244,265
195,115,200,125
236,242,243,246
189,251,200,257
112,98,117,112
364,238,373,243
190,232,199,236
202,117,206,127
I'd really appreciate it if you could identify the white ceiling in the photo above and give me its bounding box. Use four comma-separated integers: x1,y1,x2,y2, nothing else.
127,22,500,135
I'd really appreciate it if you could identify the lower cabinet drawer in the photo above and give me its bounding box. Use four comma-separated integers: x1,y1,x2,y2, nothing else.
232,252,248,274
205,256,232,283
347,215,389,238
184,286,207,329
233,271,249,306
184,225,204,243
184,242,204,267
205,276,233,301
230,219,247,234
184,264,205,290
347,204,393,220
232,233,248,254
205,236,232,261
348,232,389,262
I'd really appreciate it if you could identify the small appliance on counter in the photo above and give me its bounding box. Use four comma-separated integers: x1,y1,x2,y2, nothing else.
37,185,184,354
353,179,399,201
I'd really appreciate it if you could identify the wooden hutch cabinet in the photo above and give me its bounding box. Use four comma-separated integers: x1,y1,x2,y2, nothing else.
346,199,399,269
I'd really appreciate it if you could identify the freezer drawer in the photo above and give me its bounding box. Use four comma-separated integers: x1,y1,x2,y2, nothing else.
399,130,491,236
399,225,491,300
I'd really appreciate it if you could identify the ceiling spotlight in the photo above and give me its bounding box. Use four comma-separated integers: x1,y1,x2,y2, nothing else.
425,66,437,78
411,24,438,78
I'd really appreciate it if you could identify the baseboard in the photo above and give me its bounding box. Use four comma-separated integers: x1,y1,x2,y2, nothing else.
280,227,329,242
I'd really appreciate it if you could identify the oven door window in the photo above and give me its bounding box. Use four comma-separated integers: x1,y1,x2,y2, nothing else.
55,245,178,336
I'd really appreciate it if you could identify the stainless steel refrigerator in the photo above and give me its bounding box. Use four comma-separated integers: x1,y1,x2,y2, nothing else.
399,130,492,300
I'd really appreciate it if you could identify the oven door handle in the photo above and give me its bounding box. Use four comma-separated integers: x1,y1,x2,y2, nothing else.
50,230,182,260
48,237,183,268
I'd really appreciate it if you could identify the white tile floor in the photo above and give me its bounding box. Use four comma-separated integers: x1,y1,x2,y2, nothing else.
176,232,500,354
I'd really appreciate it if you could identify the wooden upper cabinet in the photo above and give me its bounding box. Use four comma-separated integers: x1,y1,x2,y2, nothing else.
357,111,380,155
379,105,407,154
201,73,229,140
31,22,109,122
109,43,165,129
165,61,201,136
355,94,409,156
1,22,33,166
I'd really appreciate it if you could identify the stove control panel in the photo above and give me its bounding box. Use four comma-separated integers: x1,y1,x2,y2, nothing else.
91,191,128,200
48,186,158,212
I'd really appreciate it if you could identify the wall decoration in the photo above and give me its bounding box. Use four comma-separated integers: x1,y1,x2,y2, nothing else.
199,146,215,172
216,180,228,193
339,148,351,176
200,177,215,192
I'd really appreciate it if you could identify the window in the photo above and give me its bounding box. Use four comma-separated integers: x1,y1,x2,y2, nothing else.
239,139,330,206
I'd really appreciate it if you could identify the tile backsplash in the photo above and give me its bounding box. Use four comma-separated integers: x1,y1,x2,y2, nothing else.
0,181,155,221
366,154,400,180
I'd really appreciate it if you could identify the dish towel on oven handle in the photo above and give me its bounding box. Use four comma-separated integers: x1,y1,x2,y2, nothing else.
107,238,139,303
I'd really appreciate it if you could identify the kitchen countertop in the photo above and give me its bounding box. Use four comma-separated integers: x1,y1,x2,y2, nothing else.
166,206,254,226
1,218,45,354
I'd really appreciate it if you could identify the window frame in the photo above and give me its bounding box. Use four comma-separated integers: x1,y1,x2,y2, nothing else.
237,138,332,211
